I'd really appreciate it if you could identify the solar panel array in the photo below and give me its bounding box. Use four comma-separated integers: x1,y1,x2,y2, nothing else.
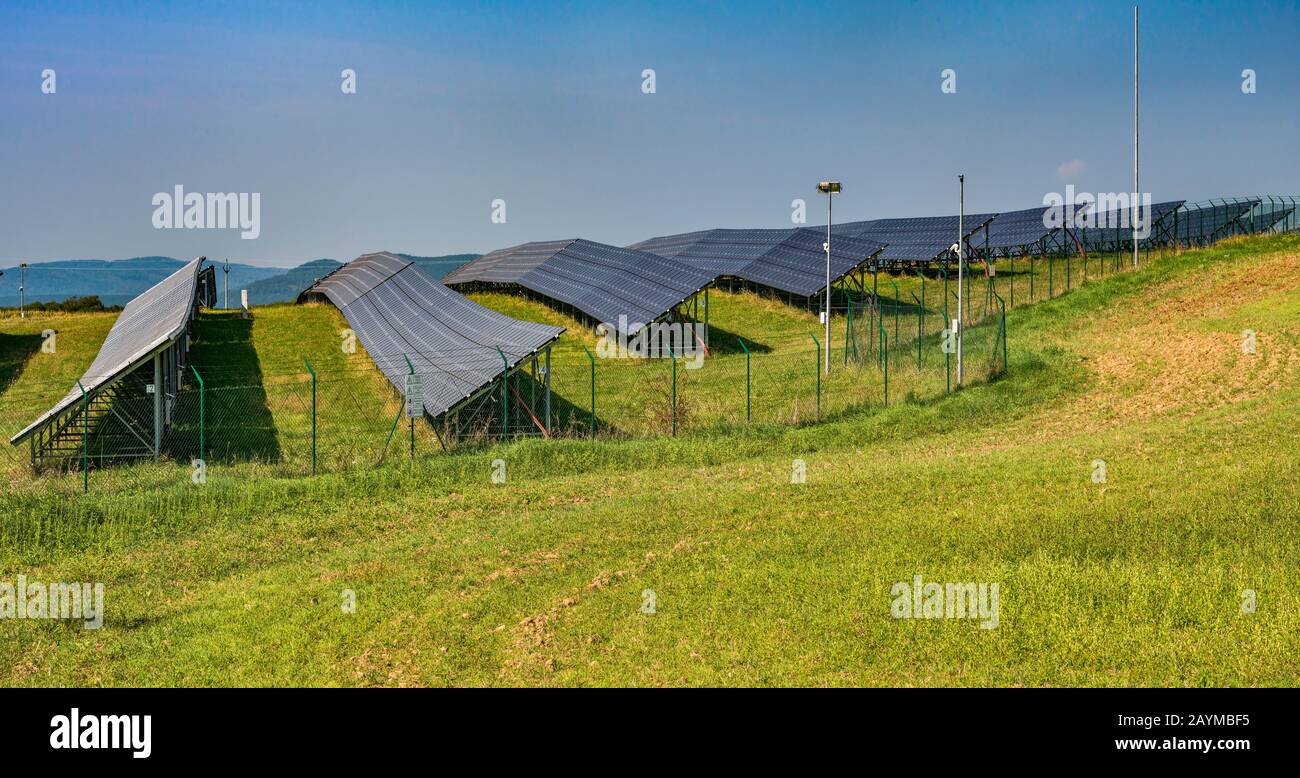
12,257,207,444
1072,200,1186,249
1172,200,1259,243
300,252,563,420
973,206,1060,252
833,214,996,263
443,239,715,332
628,227,886,297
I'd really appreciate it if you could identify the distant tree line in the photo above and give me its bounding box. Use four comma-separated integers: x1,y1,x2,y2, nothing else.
3,295,123,313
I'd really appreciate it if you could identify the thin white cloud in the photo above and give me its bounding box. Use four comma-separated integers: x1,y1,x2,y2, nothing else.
1057,159,1087,179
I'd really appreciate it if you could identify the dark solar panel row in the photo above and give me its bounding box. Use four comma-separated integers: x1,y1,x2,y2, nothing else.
445,239,715,332
1073,200,1186,249
300,252,563,420
628,227,886,297
1172,200,1260,242
833,214,995,263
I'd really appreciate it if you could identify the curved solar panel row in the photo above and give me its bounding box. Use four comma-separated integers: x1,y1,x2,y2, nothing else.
833,214,995,264
11,256,207,445
444,239,715,333
628,227,886,297
299,252,563,419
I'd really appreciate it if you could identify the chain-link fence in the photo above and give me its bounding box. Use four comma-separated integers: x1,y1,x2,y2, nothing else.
6,196,1297,495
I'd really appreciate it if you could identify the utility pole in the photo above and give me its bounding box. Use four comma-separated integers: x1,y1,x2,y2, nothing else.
1133,5,1140,268
956,175,964,386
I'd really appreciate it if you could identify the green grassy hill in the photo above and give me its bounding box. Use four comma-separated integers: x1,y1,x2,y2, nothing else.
0,234,1297,686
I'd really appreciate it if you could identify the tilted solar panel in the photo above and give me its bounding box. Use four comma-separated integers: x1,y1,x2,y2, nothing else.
300,252,563,419
444,238,715,333
628,227,886,297
832,214,995,263
1172,200,1260,242
977,207,1059,251
11,257,207,444
1073,200,1187,248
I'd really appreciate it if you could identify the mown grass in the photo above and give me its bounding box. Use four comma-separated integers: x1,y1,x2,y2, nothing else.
1,234,1298,686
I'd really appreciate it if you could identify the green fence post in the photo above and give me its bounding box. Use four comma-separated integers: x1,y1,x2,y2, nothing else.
738,337,750,422
303,359,316,475
880,319,889,406
996,292,1008,373
494,348,507,442
843,295,852,366
889,279,901,369
911,291,922,369
668,346,677,436
404,354,418,457
809,334,821,420
77,380,88,493
581,344,595,438
188,365,205,470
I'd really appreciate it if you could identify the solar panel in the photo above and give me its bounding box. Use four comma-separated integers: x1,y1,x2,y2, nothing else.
444,239,715,333
11,256,208,445
975,207,1060,252
832,214,995,264
300,253,562,420
628,227,886,297
1172,200,1260,243
1073,200,1186,249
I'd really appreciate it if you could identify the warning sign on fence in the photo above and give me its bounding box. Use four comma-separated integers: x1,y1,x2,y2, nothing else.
405,373,423,418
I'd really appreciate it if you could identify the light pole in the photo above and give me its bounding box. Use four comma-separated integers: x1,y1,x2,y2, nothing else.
223,257,230,310
818,181,841,373
1132,5,1140,268
956,175,964,386
19,263,28,319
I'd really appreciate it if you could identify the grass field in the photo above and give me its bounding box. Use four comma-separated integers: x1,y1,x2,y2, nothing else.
1,234,1298,686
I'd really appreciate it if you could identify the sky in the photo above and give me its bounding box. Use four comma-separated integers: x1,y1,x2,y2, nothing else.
1,0,1297,268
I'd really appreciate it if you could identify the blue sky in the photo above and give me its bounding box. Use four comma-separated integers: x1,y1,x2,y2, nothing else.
1,0,1296,267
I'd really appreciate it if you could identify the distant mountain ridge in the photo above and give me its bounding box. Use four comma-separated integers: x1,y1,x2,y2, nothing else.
0,257,281,308
0,253,481,307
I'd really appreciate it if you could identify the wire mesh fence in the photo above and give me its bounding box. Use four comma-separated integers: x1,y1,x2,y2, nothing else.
3,195,1296,496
